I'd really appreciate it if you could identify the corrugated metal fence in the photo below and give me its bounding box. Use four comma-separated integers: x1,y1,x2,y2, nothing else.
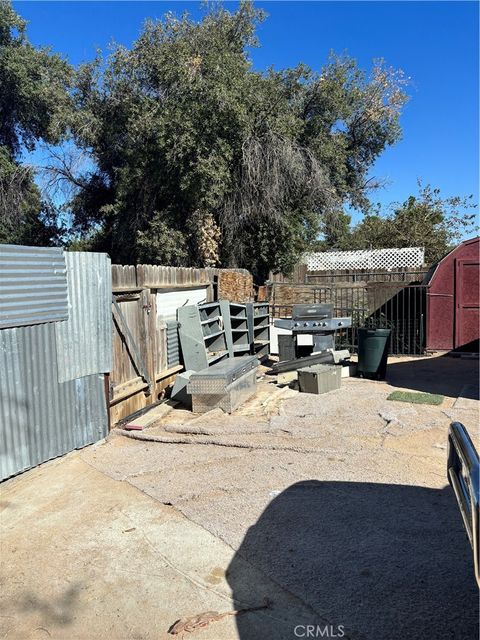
0,244,69,328
56,252,112,382
0,247,111,481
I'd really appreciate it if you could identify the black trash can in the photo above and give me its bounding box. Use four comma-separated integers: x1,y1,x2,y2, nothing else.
357,328,391,380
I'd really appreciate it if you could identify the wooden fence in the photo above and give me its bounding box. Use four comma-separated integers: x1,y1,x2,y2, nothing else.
109,264,253,424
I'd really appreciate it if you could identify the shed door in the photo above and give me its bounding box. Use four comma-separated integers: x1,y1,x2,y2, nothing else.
455,259,480,349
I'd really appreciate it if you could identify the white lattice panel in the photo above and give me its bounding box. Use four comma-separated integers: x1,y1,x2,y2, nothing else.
304,247,425,271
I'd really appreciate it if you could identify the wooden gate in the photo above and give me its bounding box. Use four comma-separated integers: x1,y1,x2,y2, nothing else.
110,265,217,424
109,264,254,424
110,266,181,424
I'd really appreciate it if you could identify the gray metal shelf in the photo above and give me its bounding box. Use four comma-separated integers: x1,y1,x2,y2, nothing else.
208,350,229,365
246,303,270,362
201,316,221,325
219,299,250,358
204,329,225,340
253,324,269,332
233,345,250,353
178,302,229,371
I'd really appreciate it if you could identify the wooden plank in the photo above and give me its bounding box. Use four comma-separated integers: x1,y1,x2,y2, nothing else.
112,265,137,288
111,377,148,404
155,364,183,381
143,283,211,291
112,286,143,293
112,376,144,395
110,388,155,425
124,402,177,430
139,287,156,393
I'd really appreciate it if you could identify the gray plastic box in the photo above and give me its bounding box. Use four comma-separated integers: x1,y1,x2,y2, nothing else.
298,364,342,395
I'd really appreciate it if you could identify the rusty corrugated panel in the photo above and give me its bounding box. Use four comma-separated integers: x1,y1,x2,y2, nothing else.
0,322,107,481
0,244,68,329
55,252,112,382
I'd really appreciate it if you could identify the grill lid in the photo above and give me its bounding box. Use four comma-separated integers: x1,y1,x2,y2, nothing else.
292,304,333,320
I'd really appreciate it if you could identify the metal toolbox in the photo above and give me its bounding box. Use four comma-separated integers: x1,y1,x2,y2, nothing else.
191,369,257,413
188,355,259,413
188,355,258,393
298,364,342,395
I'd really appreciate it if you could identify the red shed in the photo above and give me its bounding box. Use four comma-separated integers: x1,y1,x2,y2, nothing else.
426,236,479,352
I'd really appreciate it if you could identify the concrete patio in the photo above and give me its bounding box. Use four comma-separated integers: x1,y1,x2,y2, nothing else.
1,354,478,639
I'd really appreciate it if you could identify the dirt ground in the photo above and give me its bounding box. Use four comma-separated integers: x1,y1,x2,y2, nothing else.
1,354,478,640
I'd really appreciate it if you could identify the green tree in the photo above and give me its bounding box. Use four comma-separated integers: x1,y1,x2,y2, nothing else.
315,209,353,250
349,183,477,263
61,2,407,278
0,1,71,245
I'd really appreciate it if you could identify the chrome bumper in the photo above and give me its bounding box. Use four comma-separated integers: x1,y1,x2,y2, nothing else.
447,422,480,587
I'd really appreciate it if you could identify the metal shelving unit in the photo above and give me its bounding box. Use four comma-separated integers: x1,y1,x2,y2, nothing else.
246,302,270,362
178,302,229,371
219,300,250,358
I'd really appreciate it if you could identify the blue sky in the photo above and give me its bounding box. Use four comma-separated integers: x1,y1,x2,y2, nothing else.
14,1,480,227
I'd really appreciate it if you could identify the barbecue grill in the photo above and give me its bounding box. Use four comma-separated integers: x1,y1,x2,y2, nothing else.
274,303,352,354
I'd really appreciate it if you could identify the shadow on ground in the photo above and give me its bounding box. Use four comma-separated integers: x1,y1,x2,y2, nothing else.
386,353,479,398
0,581,83,628
227,481,478,640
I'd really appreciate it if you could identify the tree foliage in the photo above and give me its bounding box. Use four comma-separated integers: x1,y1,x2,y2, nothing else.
59,2,408,278
3,1,476,276
8,2,454,276
318,182,477,264
0,0,71,244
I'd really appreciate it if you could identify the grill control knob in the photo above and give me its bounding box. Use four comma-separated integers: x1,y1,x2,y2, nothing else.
304,322,309,327
294,322,300,327
338,322,343,327
322,322,327,327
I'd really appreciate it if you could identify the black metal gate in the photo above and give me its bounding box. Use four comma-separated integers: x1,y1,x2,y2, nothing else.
271,284,427,356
